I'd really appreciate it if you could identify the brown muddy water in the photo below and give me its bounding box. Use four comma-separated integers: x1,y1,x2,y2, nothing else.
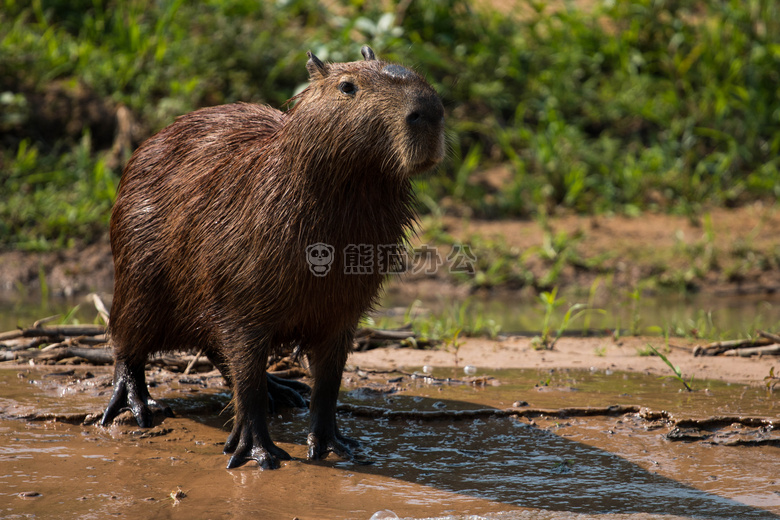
0,365,778,520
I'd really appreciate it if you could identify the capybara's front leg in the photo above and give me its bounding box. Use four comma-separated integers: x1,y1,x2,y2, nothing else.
101,357,173,427
306,333,358,460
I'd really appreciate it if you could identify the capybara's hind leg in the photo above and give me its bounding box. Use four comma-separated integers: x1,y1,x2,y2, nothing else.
267,373,310,411
306,333,358,460
209,347,309,411
222,344,291,469
101,358,172,427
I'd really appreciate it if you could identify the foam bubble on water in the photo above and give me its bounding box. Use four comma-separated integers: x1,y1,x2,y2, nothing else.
369,510,399,520
463,365,477,375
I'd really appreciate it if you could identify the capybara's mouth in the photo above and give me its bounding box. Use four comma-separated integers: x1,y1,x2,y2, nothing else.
411,156,443,174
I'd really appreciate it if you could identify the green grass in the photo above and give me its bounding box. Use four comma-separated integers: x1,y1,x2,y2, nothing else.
646,343,693,392
2,0,780,250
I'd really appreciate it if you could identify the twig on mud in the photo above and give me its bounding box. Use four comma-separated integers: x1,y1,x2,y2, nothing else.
0,322,111,364
0,324,106,342
32,315,60,328
724,344,780,357
354,326,431,351
758,330,780,343
152,354,215,372
15,345,114,365
693,336,774,356
183,348,204,375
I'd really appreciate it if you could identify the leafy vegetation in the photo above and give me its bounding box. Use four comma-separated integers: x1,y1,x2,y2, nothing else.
1,0,779,250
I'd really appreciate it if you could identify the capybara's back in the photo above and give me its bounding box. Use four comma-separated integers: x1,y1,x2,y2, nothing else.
102,46,445,469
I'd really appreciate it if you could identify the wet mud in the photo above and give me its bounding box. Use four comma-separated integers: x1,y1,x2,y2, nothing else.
1,366,778,520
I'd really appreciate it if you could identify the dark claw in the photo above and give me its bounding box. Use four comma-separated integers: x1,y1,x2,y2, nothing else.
224,421,291,469
227,446,284,470
101,362,170,427
307,432,356,460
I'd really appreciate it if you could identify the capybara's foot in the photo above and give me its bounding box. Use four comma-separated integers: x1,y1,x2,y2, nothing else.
307,431,357,460
266,373,310,411
101,361,173,427
223,421,291,470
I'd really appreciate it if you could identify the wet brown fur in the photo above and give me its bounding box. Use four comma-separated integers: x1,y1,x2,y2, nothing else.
105,47,444,468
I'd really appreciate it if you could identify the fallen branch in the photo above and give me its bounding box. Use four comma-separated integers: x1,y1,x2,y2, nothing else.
693,336,774,356
724,344,780,357
152,354,215,372
0,324,106,342
758,330,780,343
353,326,433,351
16,345,114,365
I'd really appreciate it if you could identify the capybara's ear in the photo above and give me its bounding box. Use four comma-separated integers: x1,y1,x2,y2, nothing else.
361,46,376,61
306,51,329,79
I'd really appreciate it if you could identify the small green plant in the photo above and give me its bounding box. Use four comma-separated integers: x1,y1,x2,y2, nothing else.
628,287,642,336
765,367,779,392
410,299,502,348
446,328,464,368
536,376,551,387
636,344,655,356
581,277,602,335
533,287,602,350
647,344,693,392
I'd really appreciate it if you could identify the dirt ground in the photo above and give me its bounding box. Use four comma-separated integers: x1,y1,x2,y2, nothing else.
350,334,776,388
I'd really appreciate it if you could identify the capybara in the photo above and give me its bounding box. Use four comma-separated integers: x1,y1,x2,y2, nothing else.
101,46,445,469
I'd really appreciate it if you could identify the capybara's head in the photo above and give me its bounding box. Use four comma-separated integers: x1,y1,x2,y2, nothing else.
286,46,445,179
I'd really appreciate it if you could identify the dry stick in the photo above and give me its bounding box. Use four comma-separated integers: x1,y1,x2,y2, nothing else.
41,336,83,351
693,337,772,356
724,344,780,357
758,330,780,343
355,327,415,341
18,345,114,365
0,324,106,342
183,348,204,375
33,315,61,328
153,354,214,372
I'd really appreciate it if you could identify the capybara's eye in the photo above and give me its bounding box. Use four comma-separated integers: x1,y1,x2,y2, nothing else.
338,81,357,96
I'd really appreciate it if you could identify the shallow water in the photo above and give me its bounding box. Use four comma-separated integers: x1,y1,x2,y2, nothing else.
382,288,780,337
3,286,780,339
0,366,778,519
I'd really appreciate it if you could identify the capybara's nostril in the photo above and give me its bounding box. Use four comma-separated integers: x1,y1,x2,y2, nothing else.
407,98,444,127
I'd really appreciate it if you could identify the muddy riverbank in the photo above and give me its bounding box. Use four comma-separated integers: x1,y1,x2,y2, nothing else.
1,358,778,520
